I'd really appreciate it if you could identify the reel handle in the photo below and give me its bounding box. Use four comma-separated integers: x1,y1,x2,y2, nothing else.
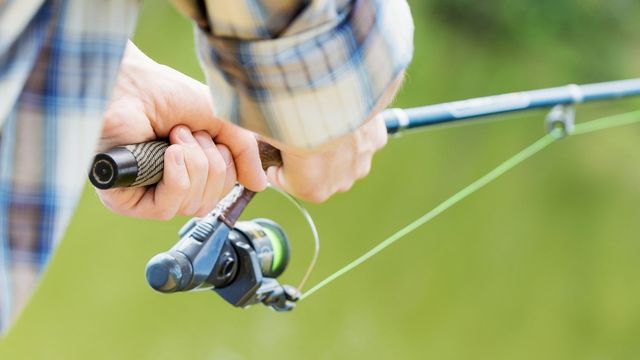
89,139,282,189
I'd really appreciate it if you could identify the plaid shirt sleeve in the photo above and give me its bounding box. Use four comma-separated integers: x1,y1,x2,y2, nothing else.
173,0,415,149
0,0,139,334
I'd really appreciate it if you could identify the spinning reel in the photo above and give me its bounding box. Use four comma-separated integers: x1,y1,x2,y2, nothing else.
91,141,318,312
144,186,302,311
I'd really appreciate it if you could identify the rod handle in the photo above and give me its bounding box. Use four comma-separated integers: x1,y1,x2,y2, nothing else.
89,140,282,190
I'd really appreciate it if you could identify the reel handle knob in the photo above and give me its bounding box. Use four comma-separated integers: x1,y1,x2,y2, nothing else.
145,251,193,293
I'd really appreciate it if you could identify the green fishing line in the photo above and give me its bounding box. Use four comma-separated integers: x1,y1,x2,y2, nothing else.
300,110,640,301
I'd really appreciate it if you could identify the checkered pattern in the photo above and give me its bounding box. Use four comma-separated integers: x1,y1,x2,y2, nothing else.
0,0,414,334
179,0,415,148
0,0,139,333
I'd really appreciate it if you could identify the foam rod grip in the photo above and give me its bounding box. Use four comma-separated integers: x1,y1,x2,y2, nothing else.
89,140,282,190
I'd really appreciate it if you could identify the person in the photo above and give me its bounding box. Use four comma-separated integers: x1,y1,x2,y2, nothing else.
0,0,414,333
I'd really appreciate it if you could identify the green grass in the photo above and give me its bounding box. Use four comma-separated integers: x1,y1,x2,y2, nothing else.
2,1,640,359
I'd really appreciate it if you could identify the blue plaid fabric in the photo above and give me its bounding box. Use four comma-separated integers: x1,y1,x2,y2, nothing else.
0,0,413,334
0,0,139,333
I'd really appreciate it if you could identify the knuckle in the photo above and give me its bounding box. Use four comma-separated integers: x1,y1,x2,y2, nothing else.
358,161,372,178
377,131,388,149
180,195,203,216
301,189,330,204
174,177,190,192
337,179,355,193
179,204,198,217
215,144,234,170
190,151,209,171
337,184,353,193
208,154,227,176
102,109,128,130
154,209,176,221
193,130,210,139
195,204,215,217
357,134,377,156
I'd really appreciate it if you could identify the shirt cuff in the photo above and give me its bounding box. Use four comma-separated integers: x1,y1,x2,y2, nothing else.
195,0,414,149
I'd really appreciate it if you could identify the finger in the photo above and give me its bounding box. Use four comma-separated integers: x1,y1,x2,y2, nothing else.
214,122,268,191
266,165,291,195
266,165,330,204
133,145,190,220
170,126,209,215
356,154,373,179
216,144,237,196
336,180,355,193
371,114,389,150
144,73,265,193
354,116,387,155
96,186,145,217
193,132,227,217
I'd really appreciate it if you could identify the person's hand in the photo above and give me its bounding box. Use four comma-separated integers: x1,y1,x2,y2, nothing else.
266,115,388,203
97,42,267,220
265,73,404,203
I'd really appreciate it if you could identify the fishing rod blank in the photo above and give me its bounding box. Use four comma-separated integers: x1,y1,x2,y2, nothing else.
383,78,640,133
89,78,640,190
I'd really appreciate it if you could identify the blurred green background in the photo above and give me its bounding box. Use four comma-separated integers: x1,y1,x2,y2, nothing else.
2,0,640,359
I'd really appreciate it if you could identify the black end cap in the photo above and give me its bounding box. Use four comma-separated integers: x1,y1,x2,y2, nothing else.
89,147,138,189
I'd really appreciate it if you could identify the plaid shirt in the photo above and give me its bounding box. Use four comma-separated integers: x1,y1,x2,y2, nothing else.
0,0,414,333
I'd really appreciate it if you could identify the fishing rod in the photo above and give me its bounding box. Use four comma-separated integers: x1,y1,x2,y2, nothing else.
90,78,640,189
383,78,640,133
89,78,640,311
